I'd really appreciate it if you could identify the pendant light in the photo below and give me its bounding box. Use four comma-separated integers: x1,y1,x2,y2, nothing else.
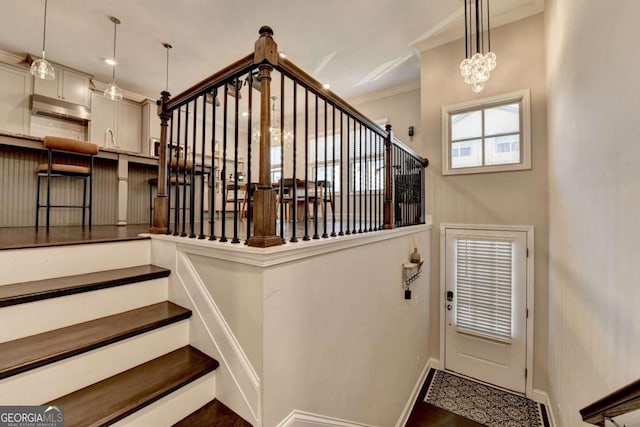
104,16,123,101
30,0,55,80
459,0,496,93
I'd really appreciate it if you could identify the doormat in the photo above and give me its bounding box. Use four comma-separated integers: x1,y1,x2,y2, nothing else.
424,369,548,427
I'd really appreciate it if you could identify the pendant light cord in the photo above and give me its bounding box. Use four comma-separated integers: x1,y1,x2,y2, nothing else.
464,0,468,59
166,46,170,92
487,0,491,52
112,20,117,80
42,0,48,57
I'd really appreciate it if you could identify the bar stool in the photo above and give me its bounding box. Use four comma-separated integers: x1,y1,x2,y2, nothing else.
148,158,194,224
35,136,99,231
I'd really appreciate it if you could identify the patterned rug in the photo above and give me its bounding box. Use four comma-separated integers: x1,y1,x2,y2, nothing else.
424,369,546,427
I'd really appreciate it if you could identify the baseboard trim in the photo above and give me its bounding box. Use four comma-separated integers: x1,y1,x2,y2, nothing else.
276,410,378,427
395,357,439,427
532,389,557,427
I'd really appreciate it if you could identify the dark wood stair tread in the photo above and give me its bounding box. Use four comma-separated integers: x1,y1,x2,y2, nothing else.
0,265,170,307
0,301,191,380
173,399,252,427
46,346,219,427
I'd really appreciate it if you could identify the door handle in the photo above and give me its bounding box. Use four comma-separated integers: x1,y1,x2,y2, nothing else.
446,291,454,301
447,304,452,311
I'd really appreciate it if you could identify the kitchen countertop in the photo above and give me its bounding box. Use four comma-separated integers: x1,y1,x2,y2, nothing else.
0,130,158,166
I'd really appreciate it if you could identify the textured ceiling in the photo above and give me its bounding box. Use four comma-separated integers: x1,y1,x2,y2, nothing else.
0,0,542,101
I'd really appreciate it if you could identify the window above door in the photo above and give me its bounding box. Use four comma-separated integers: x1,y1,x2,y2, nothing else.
442,89,531,175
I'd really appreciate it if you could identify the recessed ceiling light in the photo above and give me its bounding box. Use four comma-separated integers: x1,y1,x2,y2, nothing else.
105,58,116,66
279,52,287,58
242,112,249,117
322,83,330,89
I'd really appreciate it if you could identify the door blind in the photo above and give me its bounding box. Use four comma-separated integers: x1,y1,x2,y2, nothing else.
456,238,513,341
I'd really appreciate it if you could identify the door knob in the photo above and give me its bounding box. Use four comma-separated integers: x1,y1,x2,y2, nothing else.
447,304,452,311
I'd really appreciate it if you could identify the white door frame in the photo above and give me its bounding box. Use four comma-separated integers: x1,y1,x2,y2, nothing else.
439,223,535,398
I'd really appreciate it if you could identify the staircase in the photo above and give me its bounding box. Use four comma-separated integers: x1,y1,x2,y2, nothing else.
0,238,251,426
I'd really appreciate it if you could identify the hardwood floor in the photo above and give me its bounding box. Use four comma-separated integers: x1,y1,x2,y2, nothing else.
0,224,151,250
405,369,485,427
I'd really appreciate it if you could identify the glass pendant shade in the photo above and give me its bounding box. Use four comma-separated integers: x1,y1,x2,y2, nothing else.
31,0,55,80
104,82,123,101
30,55,55,80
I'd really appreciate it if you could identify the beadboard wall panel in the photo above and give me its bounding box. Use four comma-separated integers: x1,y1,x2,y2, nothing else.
127,163,157,225
0,146,118,226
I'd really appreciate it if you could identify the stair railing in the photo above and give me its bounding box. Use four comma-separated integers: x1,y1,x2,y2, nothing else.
580,378,640,426
150,26,428,246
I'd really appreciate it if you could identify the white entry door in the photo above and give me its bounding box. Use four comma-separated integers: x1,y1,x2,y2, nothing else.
444,227,529,393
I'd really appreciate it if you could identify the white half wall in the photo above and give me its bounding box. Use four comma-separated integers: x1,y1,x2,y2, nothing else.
262,226,431,427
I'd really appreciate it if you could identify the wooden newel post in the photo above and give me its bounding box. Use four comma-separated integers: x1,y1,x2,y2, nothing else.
150,90,171,234
247,26,282,247
383,124,394,229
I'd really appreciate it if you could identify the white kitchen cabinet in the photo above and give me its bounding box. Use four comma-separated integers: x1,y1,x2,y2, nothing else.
117,100,142,153
89,91,141,153
141,100,161,155
0,63,32,134
33,66,91,108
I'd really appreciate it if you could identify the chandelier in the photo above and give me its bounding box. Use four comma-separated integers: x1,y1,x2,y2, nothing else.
459,0,496,93
252,96,292,146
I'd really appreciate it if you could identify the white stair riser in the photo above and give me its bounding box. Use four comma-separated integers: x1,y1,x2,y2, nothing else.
0,321,189,405
0,240,151,285
112,373,216,427
0,278,168,343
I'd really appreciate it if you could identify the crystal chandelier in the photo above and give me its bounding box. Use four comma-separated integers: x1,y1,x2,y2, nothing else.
459,0,496,93
104,16,123,101
30,0,55,80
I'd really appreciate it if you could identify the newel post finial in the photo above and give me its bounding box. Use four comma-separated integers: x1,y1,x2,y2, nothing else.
383,123,394,229
248,26,282,248
151,90,172,234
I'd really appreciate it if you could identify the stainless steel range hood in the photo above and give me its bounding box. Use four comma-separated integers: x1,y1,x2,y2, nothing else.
30,94,91,124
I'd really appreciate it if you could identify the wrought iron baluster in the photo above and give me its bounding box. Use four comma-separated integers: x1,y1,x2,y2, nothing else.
166,111,174,235
279,72,285,242
313,93,319,240
345,115,351,235
246,76,253,243
322,98,328,238
232,78,240,244
330,103,336,237
220,83,229,242
303,87,310,241
290,80,298,243
173,106,182,236
209,87,218,240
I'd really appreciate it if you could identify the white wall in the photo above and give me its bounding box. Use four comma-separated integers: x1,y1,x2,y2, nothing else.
417,13,549,393
262,228,431,426
545,1,640,425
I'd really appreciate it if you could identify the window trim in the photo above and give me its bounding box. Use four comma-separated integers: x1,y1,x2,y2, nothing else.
441,89,532,176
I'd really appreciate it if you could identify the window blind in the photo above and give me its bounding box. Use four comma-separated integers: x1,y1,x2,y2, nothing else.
456,238,513,341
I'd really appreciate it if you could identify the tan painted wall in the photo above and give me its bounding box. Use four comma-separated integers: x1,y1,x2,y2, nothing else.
262,228,431,426
353,87,422,154
545,1,640,425
417,13,549,392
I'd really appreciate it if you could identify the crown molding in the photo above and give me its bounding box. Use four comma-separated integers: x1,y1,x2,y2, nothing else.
0,49,28,66
349,80,421,107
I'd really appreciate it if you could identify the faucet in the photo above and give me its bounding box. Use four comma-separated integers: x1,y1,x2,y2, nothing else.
105,128,118,148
